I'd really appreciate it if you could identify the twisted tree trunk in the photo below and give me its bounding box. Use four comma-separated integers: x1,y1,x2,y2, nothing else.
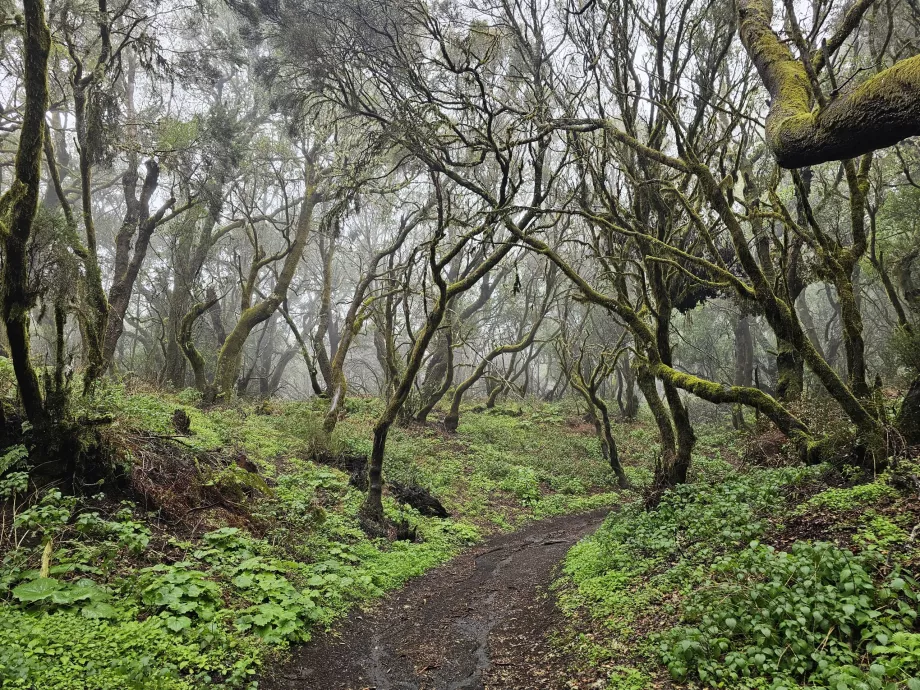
103,161,178,366
210,195,316,401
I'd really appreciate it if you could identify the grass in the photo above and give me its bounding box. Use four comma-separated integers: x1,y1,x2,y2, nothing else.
0,386,632,689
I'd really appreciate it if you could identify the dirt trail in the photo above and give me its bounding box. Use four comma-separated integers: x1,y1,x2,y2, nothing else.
261,508,611,690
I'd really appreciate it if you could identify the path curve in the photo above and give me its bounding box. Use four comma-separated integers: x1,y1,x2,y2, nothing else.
261,507,611,690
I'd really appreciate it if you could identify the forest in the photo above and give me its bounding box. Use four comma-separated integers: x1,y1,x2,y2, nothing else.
0,0,919,687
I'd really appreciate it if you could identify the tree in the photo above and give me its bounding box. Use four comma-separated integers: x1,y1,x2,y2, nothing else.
322,201,426,434
0,0,51,425
443,261,555,433
361,177,518,525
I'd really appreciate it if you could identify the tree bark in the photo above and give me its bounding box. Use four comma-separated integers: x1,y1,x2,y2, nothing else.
416,325,453,423
178,298,218,393
898,374,920,446
362,213,515,524
616,355,640,420
363,304,447,524
71,83,109,394
444,314,545,432
322,212,419,432
103,161,178,366
732,314,754,429
314,228,338,390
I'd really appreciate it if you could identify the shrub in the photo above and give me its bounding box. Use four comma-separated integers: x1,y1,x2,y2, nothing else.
658,541,920,689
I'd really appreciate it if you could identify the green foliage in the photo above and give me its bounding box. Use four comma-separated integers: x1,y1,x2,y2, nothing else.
0,607,262,689
230,564,323,643
562,452,920,690
658,541,919,689
0,471,28,499
75,507,151,555
12,576,115,619
499,465,541,504
139,563,223,630
890,326,920,377
0,356,16,394
604,666,652,689
0,392,628,689
806,482,897,512
854,514,911,555
0,444,28,476
14,489,76,539
560,466,812,654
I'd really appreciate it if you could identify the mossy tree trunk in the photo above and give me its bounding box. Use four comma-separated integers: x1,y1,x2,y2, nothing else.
73,81,110,394
178,298,219,393
362,195,516,524
364,303,447,522
103,160,183,367
898,374,920,446
443,293,549,432
417,270,502,420
693,164,884,447
732,314,754,429
510,225,817,460
0,0,51,426
416,324,453,424
615,354,640,420
209,190,318,402
635,363,678,480
313,225,338,392
322,210,420,434
751,175,805,402
565,345,630,489
650,282,695,487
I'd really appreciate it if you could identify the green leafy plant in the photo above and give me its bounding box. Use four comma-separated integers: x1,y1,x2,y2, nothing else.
12,576,116,619
138,563,222,632
499,465,541,504
75,507,151,554
0,445,28,476
657,541,919,688
13,489,76,540
806,482,897,512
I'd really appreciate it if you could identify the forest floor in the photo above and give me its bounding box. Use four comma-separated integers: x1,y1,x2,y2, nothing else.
262,507,610,690
0,388,634,690
2,387,919,690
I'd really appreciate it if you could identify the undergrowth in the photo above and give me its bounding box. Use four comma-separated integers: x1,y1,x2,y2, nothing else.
0,387,628,689
560,427,920,690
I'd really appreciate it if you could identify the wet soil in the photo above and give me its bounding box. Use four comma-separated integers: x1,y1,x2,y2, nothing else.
261,507,611,690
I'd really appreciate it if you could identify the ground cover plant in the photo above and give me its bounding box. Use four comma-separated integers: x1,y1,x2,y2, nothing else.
0,390,625,689
559,421,920,690
1,0,919,685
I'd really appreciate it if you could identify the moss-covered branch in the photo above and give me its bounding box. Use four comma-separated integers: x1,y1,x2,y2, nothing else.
650,363,810,443
737,0,920,168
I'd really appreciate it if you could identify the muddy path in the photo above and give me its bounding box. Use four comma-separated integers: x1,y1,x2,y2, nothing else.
261,507,611,690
